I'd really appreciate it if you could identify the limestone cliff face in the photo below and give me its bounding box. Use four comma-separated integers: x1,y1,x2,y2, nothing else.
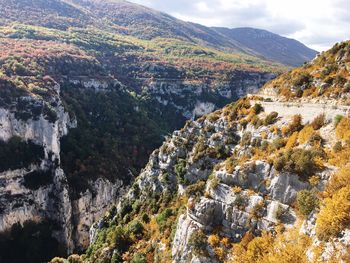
129,105,320,262
72,178,125,251
141,72,275,119
0,83,75,250
0,80,126,253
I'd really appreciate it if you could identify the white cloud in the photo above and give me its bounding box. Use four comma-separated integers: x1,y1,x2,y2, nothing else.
128,0,350,51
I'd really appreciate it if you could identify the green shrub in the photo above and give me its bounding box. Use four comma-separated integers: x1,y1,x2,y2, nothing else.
293,73,312,87
251,137,262,147
132,200,141,213
260,141,269,151
240,132,252,146
252,103,263,114
185,181,206,197
309,133,324,146
156,208,173,225
334,115,343,127
272,138,286,150
234,193,248,208
240,119,248,129
188,230,208,256
273,148,324,178
111,252,123,263
174,159,187,184
131,253,146,263
297,190,319,216
67,255,82,263
128,221,144,236
333,141,343,153
344,81,350,92
141,213,150,224
109,226,132,253
264,112,278,125
50,258,66,263
210,177,220,190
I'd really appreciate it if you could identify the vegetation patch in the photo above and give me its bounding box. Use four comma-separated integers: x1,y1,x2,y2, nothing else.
273,148,324,179
23,169,53,190
0,136,44,172
0,220,63,263
60,86,170,198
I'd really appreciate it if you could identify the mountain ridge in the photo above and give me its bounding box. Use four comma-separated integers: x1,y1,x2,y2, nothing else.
213,27,318,66
0,0,317,66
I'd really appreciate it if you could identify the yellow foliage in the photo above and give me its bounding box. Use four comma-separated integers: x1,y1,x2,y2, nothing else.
247,189,255,196
302,86,316,97
214,247,225,261
279,87,293,99
208,234,220,247
336,117,350,140
328,145,350,167
225,157,236,174
221,237,231,248
252,148,268,160
308,175,320,187
298,125,315,144
232,186,242,194
270,125,279,134
286,132,298,149
231,229,311,263
314,156,325,170
261,131,268,139
232,231,273,263
281,126,289,136
326,166,350,196
239,107,250,116
316,186,350,241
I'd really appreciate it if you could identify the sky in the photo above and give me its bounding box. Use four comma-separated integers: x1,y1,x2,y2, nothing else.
129,0,350,51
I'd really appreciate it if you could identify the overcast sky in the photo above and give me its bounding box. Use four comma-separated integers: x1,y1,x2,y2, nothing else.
129,0,349,51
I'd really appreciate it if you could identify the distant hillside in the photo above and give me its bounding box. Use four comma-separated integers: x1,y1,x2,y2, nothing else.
214,27,318,66
0,0,316,66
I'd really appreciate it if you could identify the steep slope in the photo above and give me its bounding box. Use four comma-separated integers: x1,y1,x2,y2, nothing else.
0,0,244,52
261,41,350,103
214,27,318,67
0,0,93,30
72,41,350,263
0,0,316,66
66,0,246,52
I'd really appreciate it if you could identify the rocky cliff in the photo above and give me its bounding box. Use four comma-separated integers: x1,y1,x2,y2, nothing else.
0,71,271,258
142,72,275,120
73,41,350,263
0,79,128,258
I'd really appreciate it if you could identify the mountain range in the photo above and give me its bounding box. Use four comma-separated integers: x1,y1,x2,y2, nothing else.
0,0,317,66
